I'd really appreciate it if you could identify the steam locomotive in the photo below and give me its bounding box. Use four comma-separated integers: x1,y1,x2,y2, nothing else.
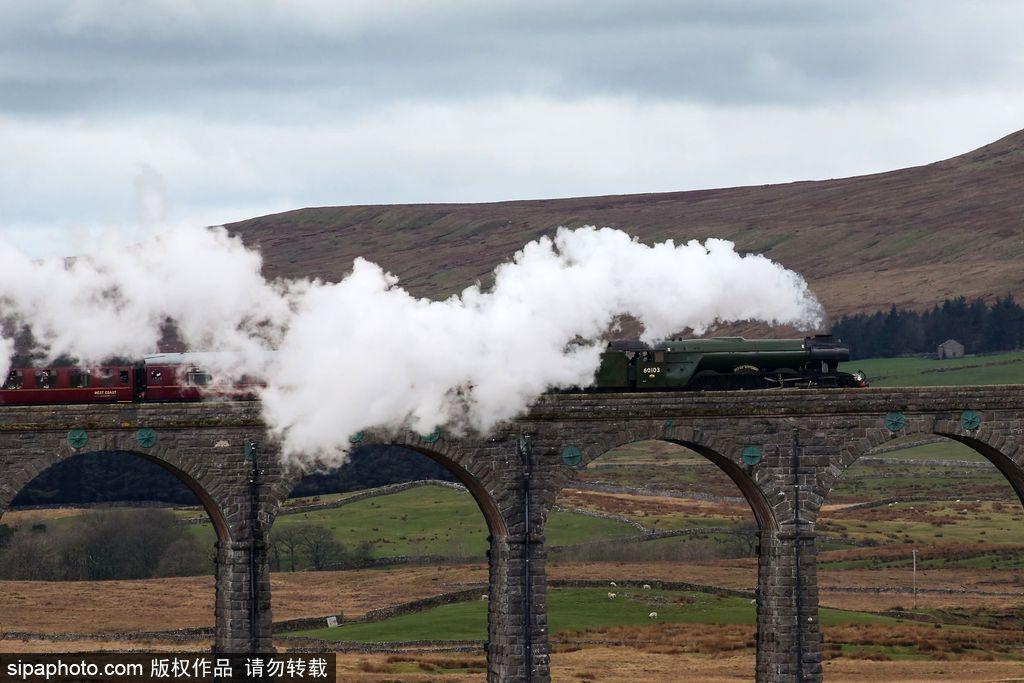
592,335,867,390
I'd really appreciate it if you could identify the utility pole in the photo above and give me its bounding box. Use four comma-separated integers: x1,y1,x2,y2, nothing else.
912,548,918,610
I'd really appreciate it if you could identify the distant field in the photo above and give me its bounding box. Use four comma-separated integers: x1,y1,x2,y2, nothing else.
286,584,1024,664
841,351,1024,387
869,440,985,462
284,587,901,643
184,485,640,563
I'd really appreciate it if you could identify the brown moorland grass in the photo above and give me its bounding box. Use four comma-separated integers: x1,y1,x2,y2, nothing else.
556,490,748,520
0,638,211,653
818,542,1024,564
818,589,1024,613
1,508,93,524
822,623,1024,657
0,565,491,634
328,649,1024,682
829,503,990,524
552,623,755,655
817,566,1024,592
0,575,216,633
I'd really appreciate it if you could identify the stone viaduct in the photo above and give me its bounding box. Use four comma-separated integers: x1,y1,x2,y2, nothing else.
1,385,1022,682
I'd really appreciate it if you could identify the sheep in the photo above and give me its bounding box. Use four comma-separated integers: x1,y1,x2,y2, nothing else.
607,592,617,599
648,612,658,619
609,582,617,587
480,594,488,601
642,584,652,590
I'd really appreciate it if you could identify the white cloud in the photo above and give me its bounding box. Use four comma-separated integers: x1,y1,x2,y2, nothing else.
3,90,1023,255
2,2,1023,253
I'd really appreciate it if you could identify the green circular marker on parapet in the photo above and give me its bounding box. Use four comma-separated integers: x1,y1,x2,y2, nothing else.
741,445,762,466
136,428,158,448
67,429,88,450
561,445,582,467
960,410,981,431
885,412,906,432
422,427,442,444
349,431,364,444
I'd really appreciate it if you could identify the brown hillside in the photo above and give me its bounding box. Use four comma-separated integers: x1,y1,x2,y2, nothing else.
226,129,1024,323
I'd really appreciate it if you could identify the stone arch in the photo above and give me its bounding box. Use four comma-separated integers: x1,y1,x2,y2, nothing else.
551,424,778,532
261,434,518,678
806,417,1024,680
816,419,1024,522
0,443,233,544
938,433,1024,506
0,436,239,651
264,435,509,537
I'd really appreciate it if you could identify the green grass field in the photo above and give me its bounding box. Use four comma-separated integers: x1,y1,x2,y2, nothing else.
841,351,1024,387
284,587,904,642
184,485,641,562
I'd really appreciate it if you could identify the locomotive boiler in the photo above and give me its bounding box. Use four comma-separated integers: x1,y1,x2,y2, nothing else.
592,335,866,390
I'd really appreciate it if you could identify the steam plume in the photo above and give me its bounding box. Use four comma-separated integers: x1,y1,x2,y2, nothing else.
0,225,822,465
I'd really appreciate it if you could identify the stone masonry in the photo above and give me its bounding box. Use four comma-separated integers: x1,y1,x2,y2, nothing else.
0,385,1022,682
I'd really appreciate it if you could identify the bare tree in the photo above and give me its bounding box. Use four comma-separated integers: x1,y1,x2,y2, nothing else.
156,537,207,576
296,524,346,570
0,508,209,580
0,526,60,580
270,525,306,572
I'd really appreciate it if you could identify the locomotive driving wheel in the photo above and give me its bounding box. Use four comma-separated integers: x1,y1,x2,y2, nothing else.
730,365,765,390
691,370,724,390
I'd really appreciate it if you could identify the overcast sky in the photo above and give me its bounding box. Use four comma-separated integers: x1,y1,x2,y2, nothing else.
2,1,1023,255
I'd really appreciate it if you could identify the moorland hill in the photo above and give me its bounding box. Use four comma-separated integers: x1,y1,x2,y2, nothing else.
227,129,1024,323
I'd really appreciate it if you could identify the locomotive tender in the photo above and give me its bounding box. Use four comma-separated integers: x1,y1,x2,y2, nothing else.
593,335,867,390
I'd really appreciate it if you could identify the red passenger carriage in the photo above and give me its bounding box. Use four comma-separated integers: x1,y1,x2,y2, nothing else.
0,353,260,406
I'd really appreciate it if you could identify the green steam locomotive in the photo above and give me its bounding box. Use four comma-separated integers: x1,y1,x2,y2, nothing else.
593,335,867,390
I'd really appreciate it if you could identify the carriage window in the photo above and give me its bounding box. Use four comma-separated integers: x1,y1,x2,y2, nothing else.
119,370,130,384
3,371,23,389
187,369,211,387
99,369,115,387
69,370,90,388
35,371,56,389
150,369,163,382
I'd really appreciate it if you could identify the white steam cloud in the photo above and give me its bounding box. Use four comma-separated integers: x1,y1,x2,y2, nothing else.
0,225,822,465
